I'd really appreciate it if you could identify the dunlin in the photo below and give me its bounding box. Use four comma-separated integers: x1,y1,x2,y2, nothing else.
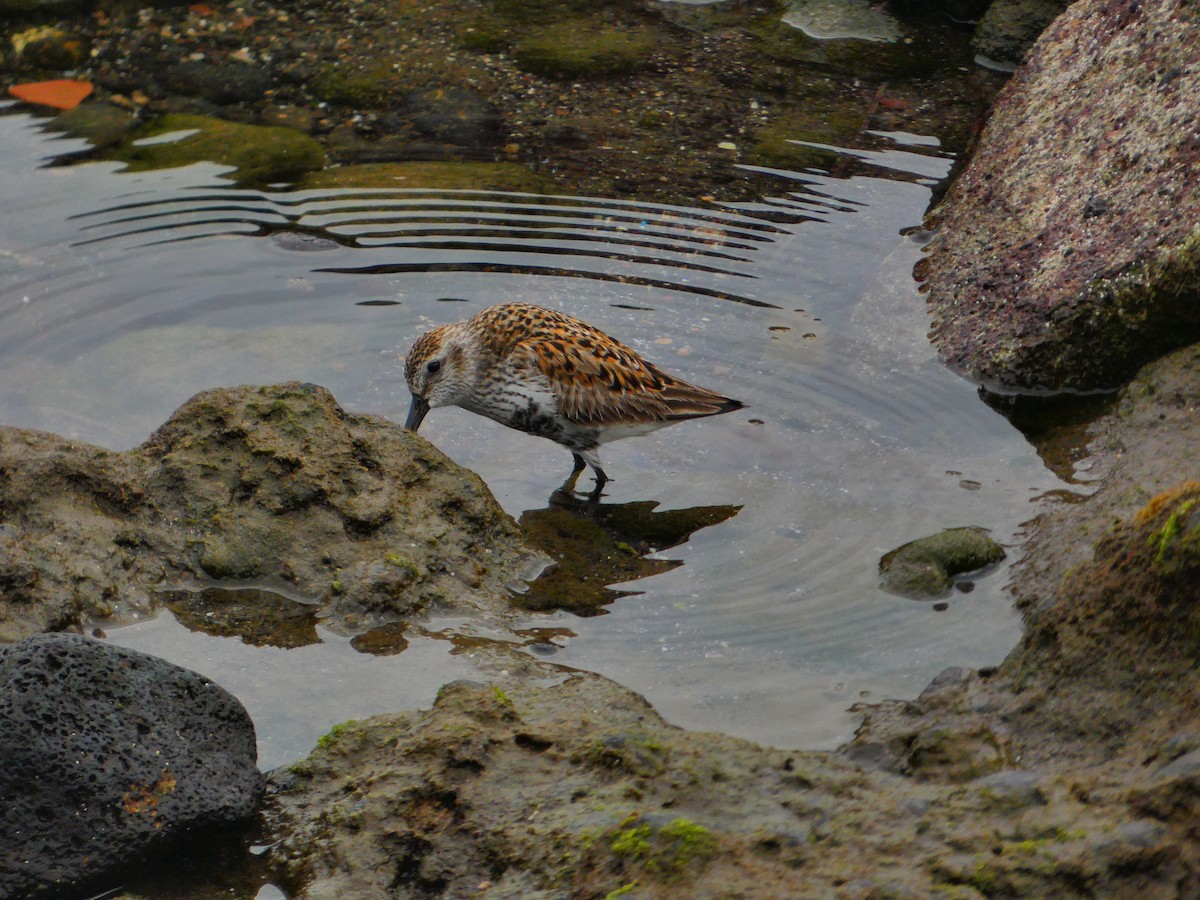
403,302,744,492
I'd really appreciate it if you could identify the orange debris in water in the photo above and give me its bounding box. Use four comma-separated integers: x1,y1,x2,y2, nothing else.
8,79,93,110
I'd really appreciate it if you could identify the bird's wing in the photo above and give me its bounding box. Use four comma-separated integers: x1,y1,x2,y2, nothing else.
508,334,737,427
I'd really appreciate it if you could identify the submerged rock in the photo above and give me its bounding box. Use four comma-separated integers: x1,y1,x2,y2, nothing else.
46,99,138,147
879,525,1005,597
782,0,902,43
513,20,657,79
0,382,540,642
113,114,325,185
0,633,261,898
922,0,1200,391
971,0,1069,68
385,86,503,154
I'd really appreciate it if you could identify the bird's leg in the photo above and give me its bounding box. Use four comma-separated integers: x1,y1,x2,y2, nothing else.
561,453,588,494
586,463,608,503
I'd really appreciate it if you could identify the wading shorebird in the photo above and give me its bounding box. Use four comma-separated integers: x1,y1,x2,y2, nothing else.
403,302,745,493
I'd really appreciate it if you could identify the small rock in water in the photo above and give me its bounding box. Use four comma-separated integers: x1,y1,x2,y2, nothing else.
879,526,1006,598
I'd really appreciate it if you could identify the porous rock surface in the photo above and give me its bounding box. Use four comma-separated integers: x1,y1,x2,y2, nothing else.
922,0,1200,391
0,632,261,899
0,381,541,641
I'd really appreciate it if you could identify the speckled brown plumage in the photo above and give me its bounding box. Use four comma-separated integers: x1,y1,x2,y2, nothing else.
402,302,744,492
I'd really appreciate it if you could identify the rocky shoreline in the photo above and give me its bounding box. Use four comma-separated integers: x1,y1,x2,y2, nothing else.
3,0,1011,203
3,0,1200,897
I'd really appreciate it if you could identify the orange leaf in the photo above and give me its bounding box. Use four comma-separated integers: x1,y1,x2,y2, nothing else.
9,79,94,110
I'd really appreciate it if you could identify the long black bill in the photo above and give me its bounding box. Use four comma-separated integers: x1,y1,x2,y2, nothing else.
405,394,430,432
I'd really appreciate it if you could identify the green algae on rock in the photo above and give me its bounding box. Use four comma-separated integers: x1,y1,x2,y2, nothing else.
842,344,1200,893
879,526,1006,598
113,114,325,185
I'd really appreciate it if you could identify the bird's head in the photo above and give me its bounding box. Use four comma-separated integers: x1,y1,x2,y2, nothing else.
402,324,474,431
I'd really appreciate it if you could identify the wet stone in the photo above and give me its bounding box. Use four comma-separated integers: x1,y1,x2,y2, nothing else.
973,770,1047,810
385,86,503,153
0,633,262,898
879,526,1005,598
46,101,138,148
164,60,273,105
1153,747,1200,781
1096,820,1165,852
1155,731,1200,765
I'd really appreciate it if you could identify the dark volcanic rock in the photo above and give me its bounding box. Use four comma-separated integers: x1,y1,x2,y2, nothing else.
922,0,1200,391
0,633,261,899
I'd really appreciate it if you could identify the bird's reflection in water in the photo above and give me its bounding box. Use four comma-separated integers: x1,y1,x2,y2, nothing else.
156,489,741,651
515,485,742,617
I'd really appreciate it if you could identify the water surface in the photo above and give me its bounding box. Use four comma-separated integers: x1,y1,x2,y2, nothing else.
0,107,1064,765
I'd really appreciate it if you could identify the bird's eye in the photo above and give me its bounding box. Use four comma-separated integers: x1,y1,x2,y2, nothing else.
426,359,442,375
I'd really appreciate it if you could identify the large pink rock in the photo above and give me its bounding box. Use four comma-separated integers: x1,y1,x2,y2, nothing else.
921,0,1200,392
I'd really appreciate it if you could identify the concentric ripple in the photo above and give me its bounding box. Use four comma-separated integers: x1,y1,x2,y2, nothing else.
0,110,1066,759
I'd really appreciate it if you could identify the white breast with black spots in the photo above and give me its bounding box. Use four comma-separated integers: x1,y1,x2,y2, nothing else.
469,368,565,439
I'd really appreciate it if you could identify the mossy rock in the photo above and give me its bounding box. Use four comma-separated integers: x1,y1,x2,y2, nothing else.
113,114,325,185
879,527,1006,598
296,161,560,193
47,102,138,149
1141,481,1200,575
749,91,869,170
453,13,513,52
514,20,656,78
607,814,717,876
311,63,395,108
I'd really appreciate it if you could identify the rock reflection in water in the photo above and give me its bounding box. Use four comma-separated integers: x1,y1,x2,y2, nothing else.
349,621,409,656
515,488,741,616
160,586,320,649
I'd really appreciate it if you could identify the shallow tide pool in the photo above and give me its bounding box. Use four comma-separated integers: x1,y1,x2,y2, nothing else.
0,107,1064,768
